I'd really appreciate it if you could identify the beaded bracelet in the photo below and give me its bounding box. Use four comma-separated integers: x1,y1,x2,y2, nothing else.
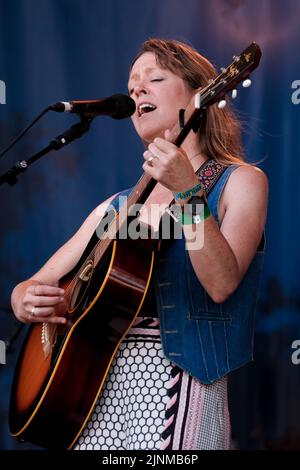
174,182,202,201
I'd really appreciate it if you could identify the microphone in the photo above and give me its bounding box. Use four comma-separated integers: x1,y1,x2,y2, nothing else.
50,93,136,119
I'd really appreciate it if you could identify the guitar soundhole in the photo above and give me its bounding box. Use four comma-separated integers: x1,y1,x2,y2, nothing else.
69,261,94,312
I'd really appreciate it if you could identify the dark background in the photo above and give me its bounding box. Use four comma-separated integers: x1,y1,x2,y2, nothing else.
0,0,300,450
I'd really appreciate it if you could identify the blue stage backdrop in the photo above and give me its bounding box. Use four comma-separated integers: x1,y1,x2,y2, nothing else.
0,0,300,449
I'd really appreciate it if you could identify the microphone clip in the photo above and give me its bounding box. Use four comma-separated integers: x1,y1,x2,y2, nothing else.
50,117,93,150
0,117,93,186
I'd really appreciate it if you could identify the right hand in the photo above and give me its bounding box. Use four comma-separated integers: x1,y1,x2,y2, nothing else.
18,282,67,324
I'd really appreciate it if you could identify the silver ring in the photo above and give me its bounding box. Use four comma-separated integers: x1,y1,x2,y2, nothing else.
147,154,158,166
31,306,36,317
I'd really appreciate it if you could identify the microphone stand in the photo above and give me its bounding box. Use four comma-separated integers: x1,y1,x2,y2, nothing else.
0,116,93,186
0,117,93,348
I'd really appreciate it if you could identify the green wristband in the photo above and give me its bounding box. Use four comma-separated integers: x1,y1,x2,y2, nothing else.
180,205,211,225
180,212,194,225
174,182,202,201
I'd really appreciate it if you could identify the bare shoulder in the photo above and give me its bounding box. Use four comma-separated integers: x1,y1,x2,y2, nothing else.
29,192,118,285
229,164,268,188
219,165,268,277
85,194,116,227
223,164,268,210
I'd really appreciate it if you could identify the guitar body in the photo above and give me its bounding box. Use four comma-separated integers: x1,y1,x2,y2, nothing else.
9,237,155,449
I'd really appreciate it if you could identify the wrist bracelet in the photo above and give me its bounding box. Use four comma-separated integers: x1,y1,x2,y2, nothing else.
174,182,202,201
180,205,211,225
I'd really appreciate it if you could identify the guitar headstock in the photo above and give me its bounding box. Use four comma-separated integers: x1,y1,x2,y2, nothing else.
199,42,262,109
171,42,262,147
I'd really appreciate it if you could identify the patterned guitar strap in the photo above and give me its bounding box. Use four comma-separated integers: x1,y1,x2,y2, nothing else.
196,158,226,197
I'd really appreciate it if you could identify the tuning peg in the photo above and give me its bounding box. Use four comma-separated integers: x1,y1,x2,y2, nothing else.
242,78,252,88
218,99,227,109
220,67,226,73
231,89,237,99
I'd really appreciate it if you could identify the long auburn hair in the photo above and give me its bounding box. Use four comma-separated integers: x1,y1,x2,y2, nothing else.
131,38,246,166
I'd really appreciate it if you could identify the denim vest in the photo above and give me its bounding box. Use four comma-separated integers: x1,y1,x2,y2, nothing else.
110,166,265,384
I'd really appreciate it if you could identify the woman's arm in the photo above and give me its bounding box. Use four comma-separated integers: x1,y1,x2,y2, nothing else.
185,165,268,302
11,194,116,324
143,137,268,303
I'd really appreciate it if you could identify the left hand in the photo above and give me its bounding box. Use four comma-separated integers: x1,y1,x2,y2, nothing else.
142,130,199,193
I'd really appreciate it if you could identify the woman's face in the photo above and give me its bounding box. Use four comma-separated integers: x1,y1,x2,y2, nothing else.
128,52,194,143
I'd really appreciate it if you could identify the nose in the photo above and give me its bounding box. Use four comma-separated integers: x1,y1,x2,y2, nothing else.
132,82,148,98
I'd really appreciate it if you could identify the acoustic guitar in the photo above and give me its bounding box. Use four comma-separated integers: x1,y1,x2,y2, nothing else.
9,43,261,449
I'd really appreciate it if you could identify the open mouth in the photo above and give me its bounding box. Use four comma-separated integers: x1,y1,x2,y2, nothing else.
138,103,157,117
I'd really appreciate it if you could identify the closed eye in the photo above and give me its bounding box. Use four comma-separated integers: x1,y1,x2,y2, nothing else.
128,78,164,94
